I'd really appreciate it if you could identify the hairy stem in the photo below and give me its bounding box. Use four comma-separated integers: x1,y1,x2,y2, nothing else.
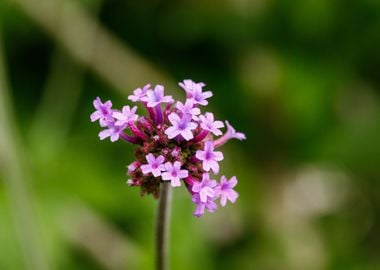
155,182,172,270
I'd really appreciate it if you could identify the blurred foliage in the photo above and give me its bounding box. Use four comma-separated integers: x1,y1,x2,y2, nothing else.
0,0,379,269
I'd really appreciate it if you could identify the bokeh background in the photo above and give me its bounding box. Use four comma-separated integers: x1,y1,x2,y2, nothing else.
0,0,379,269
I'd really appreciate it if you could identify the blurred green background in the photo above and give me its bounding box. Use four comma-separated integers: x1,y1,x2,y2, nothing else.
0,0,379,269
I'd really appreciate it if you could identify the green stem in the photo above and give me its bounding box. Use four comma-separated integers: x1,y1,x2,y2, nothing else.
155,182,172,270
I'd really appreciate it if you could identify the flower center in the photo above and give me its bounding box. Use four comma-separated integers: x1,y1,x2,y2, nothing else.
178,121,187,130
205,151,213,160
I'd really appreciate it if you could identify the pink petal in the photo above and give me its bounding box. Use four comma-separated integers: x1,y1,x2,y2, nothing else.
181,129,194,141
228,176,238,187
213,151,224,161
171,178,181,187
146,154,155,164
165,127,179,139
90,111,102,121
156,155,165,164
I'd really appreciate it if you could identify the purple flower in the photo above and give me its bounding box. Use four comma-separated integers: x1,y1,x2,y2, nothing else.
98,123,127,142
113,105,138,126
179,79,212,106
214,121,246,147
141,85,174,107
199,112,224,136
178,79,205,94
192,173,217,202
128,84,150,102
175,99,201,120
171,146,180,158
225,121,246,140
141,154,166,177
91,79,246,217
195,141,224,174
127,161,140,172
192,194,218,217
165,112,197,141
161,161,189,187
216,176,239,206
90,97,114,127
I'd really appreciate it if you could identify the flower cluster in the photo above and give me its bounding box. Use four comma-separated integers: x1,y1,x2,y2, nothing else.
90,80,246,217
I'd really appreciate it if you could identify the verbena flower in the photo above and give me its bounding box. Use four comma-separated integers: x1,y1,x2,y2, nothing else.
90,79,246,217
165,112,197,141
128,84,150,102
199,112,224,136
161,161,188,187
175,99,201,120
192,173,217,202
113,105,138,126
195,141,224,174
216,176,239,207
141,154,166,177
141,85,174,107
90,97,114,127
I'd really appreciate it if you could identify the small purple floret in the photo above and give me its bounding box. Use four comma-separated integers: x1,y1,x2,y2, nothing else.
195,141,224,174
199,112,224,136
175,99,201,120
128,84,150,102
165,112,197,141
192,173,217,203
216,176,239,207
192,194,218,217
141,85,174,108
98,122,127,142
90,97,114,127
141,154,166,177
161,161,189,187
179,79,212,106
113,105,138,126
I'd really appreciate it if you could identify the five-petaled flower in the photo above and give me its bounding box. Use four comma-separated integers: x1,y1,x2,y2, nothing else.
141,85,174,107
192,194,218,217
175,99,201,120
165,112,197,141
128,84,150,102
161,161,189,187
216,176,239,207
199,112,224,136
141,154,166,177
90,97,114,127
113,105,138,126
91,79,246,217
196,141,224,174
192,173,217,202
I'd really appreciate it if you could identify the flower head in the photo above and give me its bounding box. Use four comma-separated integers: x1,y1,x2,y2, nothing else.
161,161,188,187
91,79,245,216
196,141,224,174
